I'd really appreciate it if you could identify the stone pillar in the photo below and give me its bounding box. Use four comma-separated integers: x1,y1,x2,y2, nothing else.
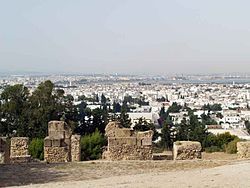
71,135,81,162
0,137,10,164
10,137,30,163
44,121,73,163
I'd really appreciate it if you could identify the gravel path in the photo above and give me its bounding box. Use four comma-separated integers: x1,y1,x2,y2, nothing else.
10,160,250,188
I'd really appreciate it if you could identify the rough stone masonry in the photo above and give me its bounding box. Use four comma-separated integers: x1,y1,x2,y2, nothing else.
237,141,250,159
102,121,153,160
10,137,31,163
44,121,81,163
173,141,202,160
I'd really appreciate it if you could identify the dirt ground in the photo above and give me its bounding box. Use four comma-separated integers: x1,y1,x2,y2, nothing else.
0,152,247,188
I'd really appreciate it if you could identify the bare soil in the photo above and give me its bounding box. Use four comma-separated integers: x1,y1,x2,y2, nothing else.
0,152,247,188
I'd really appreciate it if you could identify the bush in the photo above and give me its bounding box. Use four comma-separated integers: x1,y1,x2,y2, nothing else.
29,138,44,160
205,146,221,153
225,139,240,154
204,132,239,153
81,129,106,161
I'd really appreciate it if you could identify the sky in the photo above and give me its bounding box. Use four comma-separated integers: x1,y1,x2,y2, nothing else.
1,0,250,75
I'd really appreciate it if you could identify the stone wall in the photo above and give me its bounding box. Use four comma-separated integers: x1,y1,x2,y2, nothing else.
103,121,153,160
71,135,81,162
173,141,202,160
237,141,250,159
44,121,81,163
10,137,31,163
44,146,69,163
0,137,10,164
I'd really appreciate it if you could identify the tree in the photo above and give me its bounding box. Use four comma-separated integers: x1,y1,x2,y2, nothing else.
113,102,121,113
202,103,222,112
175,114,208,145
101,94,107,105
0,84,29,136
175,118,189,141
167,102,182,113
160,117,174,149
201,113,218,125
119,102,131,128
27,80,59,138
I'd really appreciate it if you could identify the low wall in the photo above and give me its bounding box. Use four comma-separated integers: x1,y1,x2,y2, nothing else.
173,141,202,160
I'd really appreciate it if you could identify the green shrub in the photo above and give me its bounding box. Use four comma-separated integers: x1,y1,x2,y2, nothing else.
216,132,238,150
204,132,239,153
205,146,221,153
29,138,44,160
81,129,106,161
225,139,240,154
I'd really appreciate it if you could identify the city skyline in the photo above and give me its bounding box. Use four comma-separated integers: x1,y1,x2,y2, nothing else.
1,1,250,74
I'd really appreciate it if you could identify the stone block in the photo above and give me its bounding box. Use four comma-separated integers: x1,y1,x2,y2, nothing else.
237,141,250,159
103,121,153,161
10,137,29,157
10,155,31,164
52,139,63,147
173,141,202,160
136,130,154,139
142,137,152,146
48,121,72,139
44,137,52,147
115,128,134,137
44,146,70,163
71,135,81,162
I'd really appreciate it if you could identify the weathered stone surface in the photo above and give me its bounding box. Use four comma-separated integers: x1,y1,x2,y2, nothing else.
71,135,81,162
44,121,81,163
10,137,31,163
173,141,202,160
237,141,250,159
115,128,134,137
103,121,153,161
0,137,10,164
10,137,29,157
105,121,120,137
44,147,70,163
48,121,72,140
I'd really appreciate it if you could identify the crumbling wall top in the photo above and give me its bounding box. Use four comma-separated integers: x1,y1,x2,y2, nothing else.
48,121,72,139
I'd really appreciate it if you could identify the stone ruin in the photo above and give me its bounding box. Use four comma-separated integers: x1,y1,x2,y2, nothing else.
102,121,153,160
237,141,250,159
173,141,202,160
0,137,31,164
44,121,81,163
10,137,31,163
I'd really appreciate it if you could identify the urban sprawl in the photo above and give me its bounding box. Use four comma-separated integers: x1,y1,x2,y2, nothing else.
1,74,250,140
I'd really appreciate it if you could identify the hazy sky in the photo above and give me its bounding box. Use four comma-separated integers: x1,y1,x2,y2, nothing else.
1,0,250,75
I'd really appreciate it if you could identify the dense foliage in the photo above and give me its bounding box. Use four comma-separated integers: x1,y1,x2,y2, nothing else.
203,132,239,153
28,138,44,160
80,130,106,160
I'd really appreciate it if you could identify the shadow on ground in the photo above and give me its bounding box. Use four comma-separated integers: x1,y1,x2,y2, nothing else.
0,163,67,187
